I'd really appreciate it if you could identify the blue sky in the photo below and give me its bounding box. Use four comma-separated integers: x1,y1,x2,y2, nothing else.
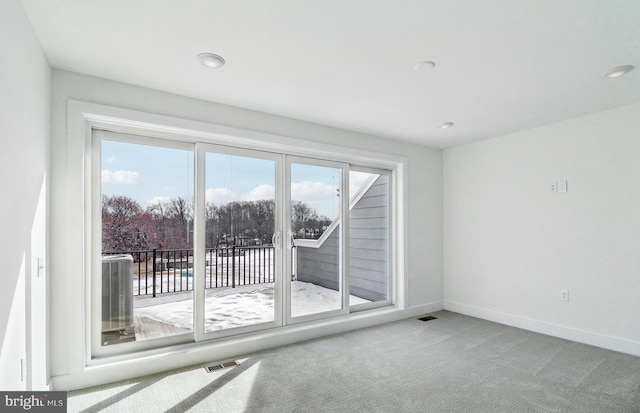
101,140,368,219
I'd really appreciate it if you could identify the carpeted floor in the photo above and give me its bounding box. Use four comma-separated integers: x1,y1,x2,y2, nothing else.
68,311,640,412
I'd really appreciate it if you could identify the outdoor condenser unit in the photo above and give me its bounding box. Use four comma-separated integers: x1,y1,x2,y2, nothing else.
102,254,134,332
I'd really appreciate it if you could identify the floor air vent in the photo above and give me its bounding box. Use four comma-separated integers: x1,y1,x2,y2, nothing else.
204,360,239,372
418,315,438,322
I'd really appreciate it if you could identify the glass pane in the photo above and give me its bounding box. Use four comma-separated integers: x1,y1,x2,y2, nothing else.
290,163,342,317
349,171,388,305
204,152,276,332
101,140,194,345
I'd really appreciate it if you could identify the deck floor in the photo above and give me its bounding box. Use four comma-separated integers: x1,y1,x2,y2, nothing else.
133,315,191,341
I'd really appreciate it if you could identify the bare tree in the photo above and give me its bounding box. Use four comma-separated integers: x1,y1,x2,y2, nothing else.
103,194,326,251
291,200,331,238
167,197,193,248
205,202,220,248
147,201,169,248
102,195,154,252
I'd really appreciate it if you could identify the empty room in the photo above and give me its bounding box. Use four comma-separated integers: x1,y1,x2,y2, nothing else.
1,0,639,412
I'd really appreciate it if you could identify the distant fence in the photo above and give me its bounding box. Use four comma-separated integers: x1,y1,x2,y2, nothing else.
104,246,275,297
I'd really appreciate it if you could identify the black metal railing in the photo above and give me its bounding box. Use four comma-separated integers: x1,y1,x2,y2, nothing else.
104,246,275,297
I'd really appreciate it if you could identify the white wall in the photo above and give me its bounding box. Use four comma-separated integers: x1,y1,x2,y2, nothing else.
49,70,443,388
444,103,640,355
0,0,50,390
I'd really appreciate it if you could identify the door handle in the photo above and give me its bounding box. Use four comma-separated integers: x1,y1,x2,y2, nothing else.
272,232,281,249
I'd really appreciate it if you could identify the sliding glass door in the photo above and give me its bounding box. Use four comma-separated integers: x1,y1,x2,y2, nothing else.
199,154,353,332
92,128,394,357
286,158,349,322
94,132,195,355
199,146,281,337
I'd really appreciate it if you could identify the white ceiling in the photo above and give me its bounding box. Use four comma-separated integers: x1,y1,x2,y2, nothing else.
21,0,640,148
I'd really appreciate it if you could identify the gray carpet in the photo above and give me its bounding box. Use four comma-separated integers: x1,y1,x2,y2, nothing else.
68,311,640,412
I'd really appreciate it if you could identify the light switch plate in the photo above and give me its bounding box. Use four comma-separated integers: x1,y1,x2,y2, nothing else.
557,180,568,193
559,290,569,301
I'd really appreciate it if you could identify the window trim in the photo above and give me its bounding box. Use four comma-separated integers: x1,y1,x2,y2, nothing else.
68,100,408,368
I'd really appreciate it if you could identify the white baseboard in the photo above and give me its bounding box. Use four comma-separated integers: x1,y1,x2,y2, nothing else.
444,301,640,357
406,301,444,317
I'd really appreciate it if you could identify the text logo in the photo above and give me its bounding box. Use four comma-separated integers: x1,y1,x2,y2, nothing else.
1,392,67,412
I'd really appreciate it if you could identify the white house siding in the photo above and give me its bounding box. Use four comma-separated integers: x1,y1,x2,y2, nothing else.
349,175,388,301
296,175,388,301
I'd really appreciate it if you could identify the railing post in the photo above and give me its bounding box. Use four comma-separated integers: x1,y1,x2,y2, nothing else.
152,248,157,298
232,245,236,288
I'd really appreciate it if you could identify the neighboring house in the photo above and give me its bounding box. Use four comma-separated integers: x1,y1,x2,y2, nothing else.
296,175,388,302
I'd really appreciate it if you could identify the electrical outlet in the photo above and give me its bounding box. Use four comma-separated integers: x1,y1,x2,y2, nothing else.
559,290,569,302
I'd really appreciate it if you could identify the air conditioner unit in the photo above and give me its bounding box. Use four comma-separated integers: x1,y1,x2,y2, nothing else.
102,254,134,333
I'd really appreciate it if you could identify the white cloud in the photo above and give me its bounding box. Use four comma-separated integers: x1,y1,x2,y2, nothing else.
206,187,237,205
105,155,116,163
146,196,172,208
291,181,337,203
101,169,140,184
243,184,275,201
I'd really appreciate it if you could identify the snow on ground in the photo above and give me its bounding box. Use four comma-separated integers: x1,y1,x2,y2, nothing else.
134,281,369,332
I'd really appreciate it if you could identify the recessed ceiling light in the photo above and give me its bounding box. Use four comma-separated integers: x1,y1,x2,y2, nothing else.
414,61,436,73
439,122,454,129
604,65,634,78
197,53,225,69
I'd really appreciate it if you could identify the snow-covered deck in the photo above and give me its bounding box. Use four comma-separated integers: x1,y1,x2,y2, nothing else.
131,281,369,341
